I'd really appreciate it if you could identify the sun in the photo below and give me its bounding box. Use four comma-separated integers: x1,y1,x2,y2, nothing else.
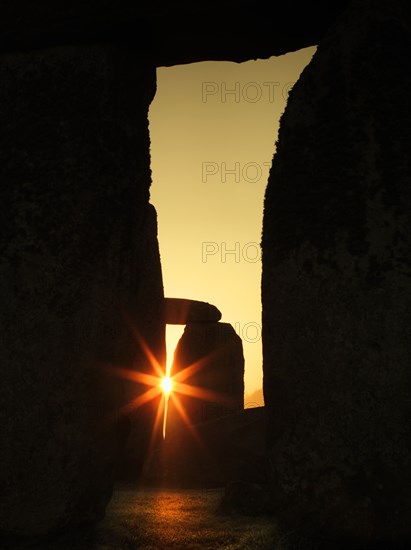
161,375,173,395
100,318,230,442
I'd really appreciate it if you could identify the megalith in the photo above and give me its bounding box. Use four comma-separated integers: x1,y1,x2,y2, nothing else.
0,44,164,535
262,0,411,545
169,322,244,428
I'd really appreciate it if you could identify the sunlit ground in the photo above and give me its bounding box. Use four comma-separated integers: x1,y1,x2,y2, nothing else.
7,486,281,550
99,486,280,550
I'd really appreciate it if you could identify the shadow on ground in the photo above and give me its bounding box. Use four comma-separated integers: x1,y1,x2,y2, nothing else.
1,485,278,550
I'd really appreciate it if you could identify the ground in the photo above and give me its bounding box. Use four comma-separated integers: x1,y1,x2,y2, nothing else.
4,485,280,550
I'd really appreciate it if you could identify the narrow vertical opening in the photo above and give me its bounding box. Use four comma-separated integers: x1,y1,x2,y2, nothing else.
148,47,316,408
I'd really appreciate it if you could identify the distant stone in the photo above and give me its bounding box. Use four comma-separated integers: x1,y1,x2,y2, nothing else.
151,407,267,489
168,322,243,428
164,298,221,324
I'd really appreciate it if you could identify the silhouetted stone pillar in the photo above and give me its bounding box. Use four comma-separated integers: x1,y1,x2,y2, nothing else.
158,321,244,487
262,0,411,546
170,322,244,428
0,44,164,535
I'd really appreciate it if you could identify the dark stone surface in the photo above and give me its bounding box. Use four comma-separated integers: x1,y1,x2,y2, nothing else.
220,480,273,516
150,322,246,487
114,203,166,484
262,0,411,545
0,44,164,536
164,297,222,324
145,407,267,489
0,2,350,65
169,322,244,427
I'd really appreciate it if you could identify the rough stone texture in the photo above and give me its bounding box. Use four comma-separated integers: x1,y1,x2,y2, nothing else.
0,2,350,66
262,0,411,546
115,203,166,483
144,407,267,489
164,298,222,324
0,44,164,536
220,480,273,516
169,322,244,429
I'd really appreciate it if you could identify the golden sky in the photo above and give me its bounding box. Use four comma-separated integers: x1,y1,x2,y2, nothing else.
148,46,317,396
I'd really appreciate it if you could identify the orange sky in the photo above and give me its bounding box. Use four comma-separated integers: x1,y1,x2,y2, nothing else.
148,46,317,396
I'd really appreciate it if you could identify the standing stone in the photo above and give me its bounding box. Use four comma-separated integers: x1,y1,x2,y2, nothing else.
262,0,411,546
161,322,244,487
169,322,244,428
0,44,163,536
117,203,166,482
